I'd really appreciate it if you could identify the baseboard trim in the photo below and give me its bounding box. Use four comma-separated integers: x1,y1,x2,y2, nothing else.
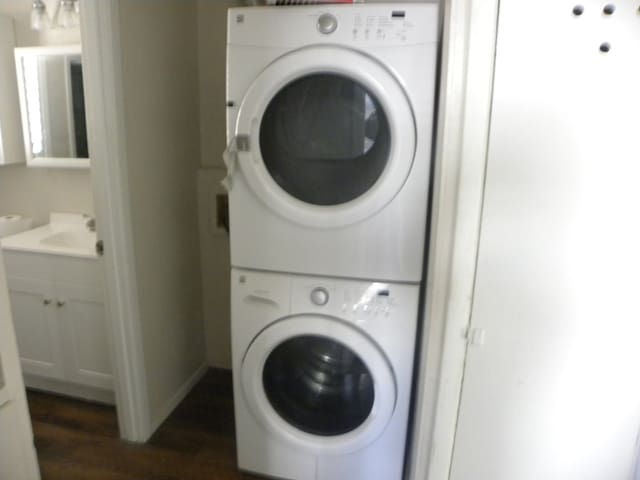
148,363,208,436
24,375,115,405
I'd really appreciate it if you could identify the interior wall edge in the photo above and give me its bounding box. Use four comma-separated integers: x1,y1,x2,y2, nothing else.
407,0,500,478
80,0,152,442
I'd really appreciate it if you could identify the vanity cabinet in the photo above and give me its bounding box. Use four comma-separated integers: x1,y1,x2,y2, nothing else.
3,251,113,402
7,276,64,380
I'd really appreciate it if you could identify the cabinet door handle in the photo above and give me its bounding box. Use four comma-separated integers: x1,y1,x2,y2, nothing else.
43,298,52,306
56,300,66,307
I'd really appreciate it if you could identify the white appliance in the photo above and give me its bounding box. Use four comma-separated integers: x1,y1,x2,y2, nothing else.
225,4,438,282
231,268,419,480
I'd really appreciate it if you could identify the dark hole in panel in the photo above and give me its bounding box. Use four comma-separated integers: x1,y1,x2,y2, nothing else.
216,194,229,233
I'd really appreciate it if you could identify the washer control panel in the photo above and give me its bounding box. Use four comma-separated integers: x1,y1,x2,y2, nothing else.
236,270,419,328
293,279,400,321
340,285,394,318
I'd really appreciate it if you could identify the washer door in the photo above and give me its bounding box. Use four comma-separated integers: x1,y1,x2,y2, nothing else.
235,46,416,228
241,315,396,454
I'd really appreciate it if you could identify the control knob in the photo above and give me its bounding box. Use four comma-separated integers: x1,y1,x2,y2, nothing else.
310,287,329,306
317,13,338,35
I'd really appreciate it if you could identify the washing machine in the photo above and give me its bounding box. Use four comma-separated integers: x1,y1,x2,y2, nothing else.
225,4,439,283
231,268,419,480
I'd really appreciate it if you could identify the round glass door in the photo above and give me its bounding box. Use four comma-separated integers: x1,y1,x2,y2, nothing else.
260,74,390,206
263,335,375,436
234,46,416,228
240,315,396,453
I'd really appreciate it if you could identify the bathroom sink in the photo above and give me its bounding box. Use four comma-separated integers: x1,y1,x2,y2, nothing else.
40,230,95,250
1,213,98,259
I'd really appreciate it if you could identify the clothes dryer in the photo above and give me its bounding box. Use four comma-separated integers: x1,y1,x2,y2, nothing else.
231,268,419,480
224,4,438,282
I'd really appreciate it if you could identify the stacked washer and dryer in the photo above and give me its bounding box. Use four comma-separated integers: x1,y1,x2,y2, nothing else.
224,4,438,480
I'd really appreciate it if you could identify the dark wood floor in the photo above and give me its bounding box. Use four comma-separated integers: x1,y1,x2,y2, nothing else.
27,369,263,480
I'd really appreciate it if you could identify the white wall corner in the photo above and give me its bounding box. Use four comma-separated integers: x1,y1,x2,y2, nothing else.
148,363,208,436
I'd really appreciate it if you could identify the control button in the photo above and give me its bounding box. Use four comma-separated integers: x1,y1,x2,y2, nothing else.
317,13,338,35
310,287,329,306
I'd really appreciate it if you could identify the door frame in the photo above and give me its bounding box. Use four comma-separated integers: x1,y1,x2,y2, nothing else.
78,0,502,455
79,0,151,441
406,0,500,479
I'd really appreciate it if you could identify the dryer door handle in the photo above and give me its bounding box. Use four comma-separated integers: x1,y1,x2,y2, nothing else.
222,135,248,191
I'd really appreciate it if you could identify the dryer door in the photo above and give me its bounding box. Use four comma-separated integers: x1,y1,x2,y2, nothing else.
234,46,415,228
241,314,396,454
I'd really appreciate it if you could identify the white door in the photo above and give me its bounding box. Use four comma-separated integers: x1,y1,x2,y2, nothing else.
234,46,415,228
450,1,640,479
0,251,41,480
241,315,396,454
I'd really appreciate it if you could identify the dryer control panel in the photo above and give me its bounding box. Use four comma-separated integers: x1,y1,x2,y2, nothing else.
228,4,438,48
349,9,417,44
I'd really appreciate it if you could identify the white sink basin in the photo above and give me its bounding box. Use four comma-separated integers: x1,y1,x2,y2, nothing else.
0,213,97,259
40,230,95,250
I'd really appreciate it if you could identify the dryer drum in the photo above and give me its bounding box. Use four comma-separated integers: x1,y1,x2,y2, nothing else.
260,73,391,206
263,335,375,436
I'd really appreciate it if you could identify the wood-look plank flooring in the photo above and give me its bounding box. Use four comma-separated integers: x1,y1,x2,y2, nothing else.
27,369,263,480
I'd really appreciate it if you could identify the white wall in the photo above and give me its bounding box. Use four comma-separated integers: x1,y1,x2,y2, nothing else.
0,0,93,225
197,0,244,369
450,1,640,479
0,249,40,480
116,0,206,425
0,168,93,224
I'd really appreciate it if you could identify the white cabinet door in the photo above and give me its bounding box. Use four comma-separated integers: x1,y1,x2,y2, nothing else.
450,1,640,479
56,281,112,390
8,277,65,380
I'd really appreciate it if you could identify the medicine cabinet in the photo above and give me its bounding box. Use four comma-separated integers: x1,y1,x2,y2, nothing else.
14,45,89,168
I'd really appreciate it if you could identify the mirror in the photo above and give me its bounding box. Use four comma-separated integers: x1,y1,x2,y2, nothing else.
14,45,89,168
